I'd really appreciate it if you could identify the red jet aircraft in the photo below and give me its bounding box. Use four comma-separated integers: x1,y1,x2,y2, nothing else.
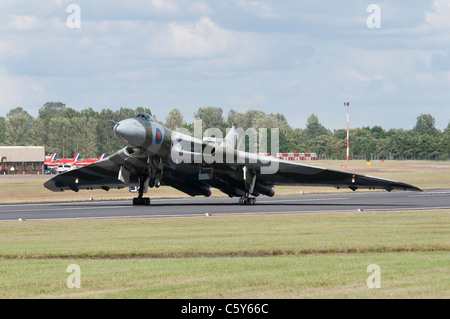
75,154,106,166
45,153,80,167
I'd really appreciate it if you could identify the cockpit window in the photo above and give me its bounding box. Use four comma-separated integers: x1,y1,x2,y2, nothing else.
135,113,153,122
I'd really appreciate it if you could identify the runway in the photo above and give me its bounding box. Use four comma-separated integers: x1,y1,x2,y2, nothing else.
1,189,449,221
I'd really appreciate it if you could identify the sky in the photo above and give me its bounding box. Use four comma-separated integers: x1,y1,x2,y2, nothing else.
0,0,449,130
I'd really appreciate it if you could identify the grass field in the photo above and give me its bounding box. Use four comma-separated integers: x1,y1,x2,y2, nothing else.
0,160,449,298
1,252,448,298
0,160,449,204
0,210,448,298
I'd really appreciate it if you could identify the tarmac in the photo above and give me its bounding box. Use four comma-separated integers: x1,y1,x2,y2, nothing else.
0,189,449,221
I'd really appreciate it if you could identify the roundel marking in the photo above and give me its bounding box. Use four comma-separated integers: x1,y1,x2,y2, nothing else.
155,128,163,144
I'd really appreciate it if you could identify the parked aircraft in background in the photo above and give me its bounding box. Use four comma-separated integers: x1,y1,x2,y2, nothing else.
44,153,57,167
45,112,421,206
45,153,80,167
75,154,106,167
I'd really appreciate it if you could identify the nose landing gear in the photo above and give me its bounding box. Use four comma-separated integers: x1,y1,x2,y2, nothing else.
133,197,150,205
132,156,162,206
133,174,150,206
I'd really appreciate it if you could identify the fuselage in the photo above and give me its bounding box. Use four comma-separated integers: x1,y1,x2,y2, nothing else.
113,113,173,160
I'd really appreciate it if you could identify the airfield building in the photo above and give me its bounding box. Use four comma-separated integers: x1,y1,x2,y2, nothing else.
0,146,45,175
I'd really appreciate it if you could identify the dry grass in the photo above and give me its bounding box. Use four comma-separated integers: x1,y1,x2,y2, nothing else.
0,160,449,204
274,159,450,195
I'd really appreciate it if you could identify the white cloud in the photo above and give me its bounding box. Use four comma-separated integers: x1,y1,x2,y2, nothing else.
0,39,29,60
55,0,69,7
8,15,43,31
236,0,279,19
0,1,448,129
188,2,215,16
229,92,268,106
149,0,178,14
346,69,383,85
425,0,450,30
0,68,45,114
444,71,450,83
148,17,239,59
288,80,299,88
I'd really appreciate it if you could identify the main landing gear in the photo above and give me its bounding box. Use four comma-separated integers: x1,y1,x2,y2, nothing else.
149,177,161,188
239,193,256,205
239,166,257,205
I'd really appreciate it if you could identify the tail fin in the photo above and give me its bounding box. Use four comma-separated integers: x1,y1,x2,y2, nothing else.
221,123,245,150
98,153,105,160
50,153,57,161
73,153,80,161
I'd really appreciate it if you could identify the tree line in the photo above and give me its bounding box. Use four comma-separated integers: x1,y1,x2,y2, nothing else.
0,102,449,160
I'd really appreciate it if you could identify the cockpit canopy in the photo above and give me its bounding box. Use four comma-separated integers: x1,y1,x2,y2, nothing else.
135,113,154,122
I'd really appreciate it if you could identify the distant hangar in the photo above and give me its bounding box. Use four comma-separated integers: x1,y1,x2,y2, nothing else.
0,146,45,175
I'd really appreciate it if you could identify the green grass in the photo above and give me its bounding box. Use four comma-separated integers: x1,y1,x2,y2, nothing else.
1,252,448,298
0,159,448,298
0,210,448,259
0,210,448,298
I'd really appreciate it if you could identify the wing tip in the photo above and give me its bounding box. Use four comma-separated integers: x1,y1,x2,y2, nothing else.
399,184,422,192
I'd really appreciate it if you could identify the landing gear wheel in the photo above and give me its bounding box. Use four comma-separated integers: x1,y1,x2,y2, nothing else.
239,196,256,206
149,178,161,188
133,197,150,206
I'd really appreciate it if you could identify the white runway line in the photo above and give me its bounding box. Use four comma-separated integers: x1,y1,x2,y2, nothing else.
257,197,350,203
409,194,450,198
5,205,450,222
0,205,128,214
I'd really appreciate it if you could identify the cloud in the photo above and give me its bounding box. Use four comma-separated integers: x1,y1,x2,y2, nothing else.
0,39,29,60
188,2,215,16
346,69,383,85
229,92,268,106
235,0,279,19
407,0,450,45
7,15,43,32
0,68,45,114
0,1,448,130
149,0,178,14
425,0,450,30
148,17,239,59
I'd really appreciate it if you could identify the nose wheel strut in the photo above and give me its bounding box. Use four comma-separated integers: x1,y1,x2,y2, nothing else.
133,175,150,206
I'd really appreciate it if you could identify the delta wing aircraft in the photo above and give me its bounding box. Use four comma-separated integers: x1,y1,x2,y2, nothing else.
44,112,421,205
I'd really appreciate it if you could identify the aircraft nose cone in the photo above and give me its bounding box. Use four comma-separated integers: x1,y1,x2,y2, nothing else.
114,119,146,148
